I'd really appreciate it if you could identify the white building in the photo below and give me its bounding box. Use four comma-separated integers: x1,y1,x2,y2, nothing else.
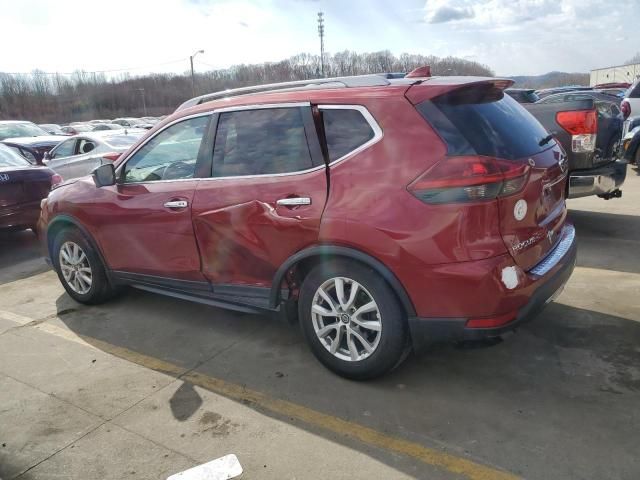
590,63,640,86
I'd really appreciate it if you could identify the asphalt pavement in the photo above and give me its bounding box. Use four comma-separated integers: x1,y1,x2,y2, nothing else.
0,165,639,480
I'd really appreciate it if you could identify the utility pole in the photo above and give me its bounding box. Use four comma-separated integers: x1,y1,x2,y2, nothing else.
137,88,147,116
190,49,205,96
317,12,325,77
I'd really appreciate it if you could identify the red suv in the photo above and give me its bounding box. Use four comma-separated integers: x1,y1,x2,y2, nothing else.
39,71,576,379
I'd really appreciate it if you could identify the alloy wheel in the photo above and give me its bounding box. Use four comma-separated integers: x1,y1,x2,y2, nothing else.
59,241,92,294
311,277,382,362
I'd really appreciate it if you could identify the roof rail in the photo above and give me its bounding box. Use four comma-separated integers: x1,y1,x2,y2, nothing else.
175,74,392,112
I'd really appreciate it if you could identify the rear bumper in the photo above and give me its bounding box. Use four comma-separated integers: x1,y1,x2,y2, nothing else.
0,202,41,229
408,224,577,350
567,160,627,198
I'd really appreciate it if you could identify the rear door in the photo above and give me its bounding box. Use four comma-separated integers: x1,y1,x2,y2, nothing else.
191,103,327,288
415,84,568,271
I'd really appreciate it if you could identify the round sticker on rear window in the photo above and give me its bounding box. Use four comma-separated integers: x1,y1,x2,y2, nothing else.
514,199,527,221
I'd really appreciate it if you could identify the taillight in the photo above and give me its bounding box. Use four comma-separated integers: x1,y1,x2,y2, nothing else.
621,100,631,120
556,109,597,153
102,152,121,162
408,156,530,204
51,174,63,186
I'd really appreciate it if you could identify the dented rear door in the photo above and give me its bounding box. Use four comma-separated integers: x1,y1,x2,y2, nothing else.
191,104,327,287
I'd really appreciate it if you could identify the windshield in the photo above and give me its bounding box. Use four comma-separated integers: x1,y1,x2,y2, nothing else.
0,122,49,141
0,144,31,167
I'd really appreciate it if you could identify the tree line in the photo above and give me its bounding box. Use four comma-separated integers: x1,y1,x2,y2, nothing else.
0,51,494,123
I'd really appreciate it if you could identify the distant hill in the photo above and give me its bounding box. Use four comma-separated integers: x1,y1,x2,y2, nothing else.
508,71,590,89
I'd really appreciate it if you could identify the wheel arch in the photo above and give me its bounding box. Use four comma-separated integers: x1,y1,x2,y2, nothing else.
269,245,416,317
47,215,109,271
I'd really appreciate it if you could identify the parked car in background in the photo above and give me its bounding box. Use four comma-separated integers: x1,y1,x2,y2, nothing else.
0,121,65,164
61,124,93,135
39,124,67,136
91,123,124,131
526,97,626,199
536,86,592,99
505,88,540,103
621,79,640,133
44,130,144,180
89,119,111,124
621,116,640,165
40,72,576,379
536,91,624,159
0,121,50,141
0,143,62,232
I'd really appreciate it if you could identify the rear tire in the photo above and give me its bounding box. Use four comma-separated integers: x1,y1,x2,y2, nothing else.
52,228,117,305
298,259,408,380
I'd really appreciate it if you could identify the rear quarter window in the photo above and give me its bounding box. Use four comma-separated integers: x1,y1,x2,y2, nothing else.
416,85,554,160
321,108,375,162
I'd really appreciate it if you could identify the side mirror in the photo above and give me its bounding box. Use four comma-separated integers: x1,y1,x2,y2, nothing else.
42,151,51,164
92,163,116,187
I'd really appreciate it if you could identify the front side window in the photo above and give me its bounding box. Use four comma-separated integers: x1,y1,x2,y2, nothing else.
212,107,315,177
51,139,76,159
321,108,375,162
122,115,210,183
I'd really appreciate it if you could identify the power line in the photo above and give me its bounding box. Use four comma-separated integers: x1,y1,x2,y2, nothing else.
0,58,190,76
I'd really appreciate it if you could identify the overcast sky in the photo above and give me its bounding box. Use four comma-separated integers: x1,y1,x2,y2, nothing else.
1,0,639,77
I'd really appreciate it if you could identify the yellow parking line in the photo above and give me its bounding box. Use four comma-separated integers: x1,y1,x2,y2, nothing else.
14,317,519,480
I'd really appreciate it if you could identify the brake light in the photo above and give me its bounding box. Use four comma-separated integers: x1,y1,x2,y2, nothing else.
408,156,530,204
621,100,631,120
102,152,121,162
51,174,63,186
556,110,597,153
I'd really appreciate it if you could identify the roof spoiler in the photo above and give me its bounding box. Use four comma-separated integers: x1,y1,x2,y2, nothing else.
405,78,514,105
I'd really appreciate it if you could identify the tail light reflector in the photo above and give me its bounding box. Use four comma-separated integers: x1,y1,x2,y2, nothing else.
621,100,631,120
556,110,597,153
408,156,530,204
466,310,517,328
102,152,121,162
51,173,63,186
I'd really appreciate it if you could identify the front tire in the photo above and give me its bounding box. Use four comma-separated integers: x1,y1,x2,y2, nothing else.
52,228,117,305
299,260,408,380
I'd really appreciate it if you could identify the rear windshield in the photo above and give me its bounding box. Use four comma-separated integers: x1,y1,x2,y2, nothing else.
626,80,640,99
417,85,554,160
0,144,30,167
104,134,142,148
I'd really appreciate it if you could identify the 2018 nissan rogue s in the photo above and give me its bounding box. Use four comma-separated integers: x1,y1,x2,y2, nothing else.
39,70,577,379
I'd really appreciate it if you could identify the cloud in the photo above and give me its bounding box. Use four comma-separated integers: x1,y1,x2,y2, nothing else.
423,0,564,28
429,6,474,23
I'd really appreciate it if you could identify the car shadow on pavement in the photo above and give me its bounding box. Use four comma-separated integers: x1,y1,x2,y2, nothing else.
569,209,640,274
54,288,640,480
0,229,49,285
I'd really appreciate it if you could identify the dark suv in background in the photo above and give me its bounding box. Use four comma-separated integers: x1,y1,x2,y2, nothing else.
39,71,576,379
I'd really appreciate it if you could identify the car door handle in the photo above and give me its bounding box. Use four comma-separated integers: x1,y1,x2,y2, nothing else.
276,197,311,206
164,200,189,209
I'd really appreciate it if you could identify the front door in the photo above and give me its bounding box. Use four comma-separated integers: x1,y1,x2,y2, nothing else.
93,114,213,281
191,104,328,288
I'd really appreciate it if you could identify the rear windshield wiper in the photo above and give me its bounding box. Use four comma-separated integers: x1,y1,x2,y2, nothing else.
539,134,554,147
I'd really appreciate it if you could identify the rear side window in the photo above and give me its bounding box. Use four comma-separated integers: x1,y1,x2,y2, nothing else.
417,85,554,160
321,108,375,162
212,107,317,177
